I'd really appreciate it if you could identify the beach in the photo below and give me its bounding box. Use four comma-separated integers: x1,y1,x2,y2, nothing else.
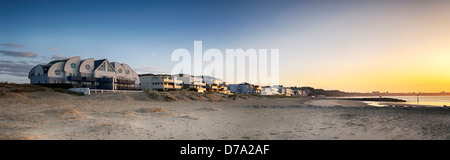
1,90,449,140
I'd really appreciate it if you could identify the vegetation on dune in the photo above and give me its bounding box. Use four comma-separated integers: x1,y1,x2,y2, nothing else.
53,88,85,96
144,89,161,99
188,87,198,92
0,82,48,97
144,89,177,102
0,82,86,96
0,82,47,93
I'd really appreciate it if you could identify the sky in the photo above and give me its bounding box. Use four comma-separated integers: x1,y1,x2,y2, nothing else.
1,0,450,92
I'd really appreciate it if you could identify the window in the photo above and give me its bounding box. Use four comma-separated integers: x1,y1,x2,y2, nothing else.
118,69,122,73
85,64,91,70
55,69,61,75
107,65,114,72
99,63,105,71
70,63,76,68
126,70,130,74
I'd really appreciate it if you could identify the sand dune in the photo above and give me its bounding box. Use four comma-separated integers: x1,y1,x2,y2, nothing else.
1,88,449,140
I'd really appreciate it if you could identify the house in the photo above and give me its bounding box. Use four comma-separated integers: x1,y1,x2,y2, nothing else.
252,85,261,94
201,76,230,94
28,56,140,90
261,86,279,95
273,85,284,94
284,88,294,96
228,82,258,94
171,74,207,93
218,81,230,94
139,74,183,91
298,87,312,96
273,85,294,96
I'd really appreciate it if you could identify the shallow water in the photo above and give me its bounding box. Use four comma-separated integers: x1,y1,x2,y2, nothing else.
341,95,450,107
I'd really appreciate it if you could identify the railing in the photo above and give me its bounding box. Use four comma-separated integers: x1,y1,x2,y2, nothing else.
207,86,219,89
153,78,173,83
85,85,97,89
68,76,83,81
90,89,143,94
116,79,135,84
116,86,141,90
97,85,113,90
96,78,113,82
72,84,83,88
84,77,96,82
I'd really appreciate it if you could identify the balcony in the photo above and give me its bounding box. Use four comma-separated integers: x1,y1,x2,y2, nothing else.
85,85,97,89
68,76,83,81
116,86,141,90
174,85,182,89
84,77,96,82
97,77,113,82
97,85,113,90
207,85,218,89
116,79,135,84
71,84,83,88
153,78,173,83
193,81,206,86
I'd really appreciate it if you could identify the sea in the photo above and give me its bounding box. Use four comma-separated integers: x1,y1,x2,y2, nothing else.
341,95,450,107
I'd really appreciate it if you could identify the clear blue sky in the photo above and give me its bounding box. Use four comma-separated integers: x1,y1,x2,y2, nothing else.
1,0,305,81
1,0,450,92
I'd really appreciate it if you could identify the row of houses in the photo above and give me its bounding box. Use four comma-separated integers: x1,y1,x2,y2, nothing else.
139,74,231,94
28,56,140,90
138,74,310,96
228,83,309,96
28,56,312,96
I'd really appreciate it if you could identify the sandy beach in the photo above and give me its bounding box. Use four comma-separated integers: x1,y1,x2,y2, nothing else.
1,90,449,140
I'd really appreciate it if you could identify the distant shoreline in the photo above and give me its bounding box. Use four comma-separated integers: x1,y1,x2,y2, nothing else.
339,97,406,102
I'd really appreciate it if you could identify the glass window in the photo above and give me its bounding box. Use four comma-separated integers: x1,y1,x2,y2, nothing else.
126,70,130,74
107,64,114,72
85,64,91,70
55,69,61,75
118,69,122,73
99,63,105,71
70,63,76,68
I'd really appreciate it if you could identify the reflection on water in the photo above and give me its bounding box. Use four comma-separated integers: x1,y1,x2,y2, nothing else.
363,101,387,107
342,96,450,107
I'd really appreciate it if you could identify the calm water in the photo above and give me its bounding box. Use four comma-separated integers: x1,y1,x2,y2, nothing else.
343,95,450,107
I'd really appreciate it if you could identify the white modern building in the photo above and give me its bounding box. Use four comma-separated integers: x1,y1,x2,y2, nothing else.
28,56,140,90
139,74,183,91
261,86,279,95
228,82,260,94
172,74,207,93
273,85,294,96
140,74,230,94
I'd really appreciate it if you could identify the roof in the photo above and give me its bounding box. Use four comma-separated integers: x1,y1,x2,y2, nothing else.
47,58,69,65
94,59,107,70
110,62,120,68
138,73,155,77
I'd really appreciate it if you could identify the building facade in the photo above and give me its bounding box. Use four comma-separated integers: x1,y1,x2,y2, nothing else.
172,74,207,93
140,74,230,94
261,86,279,95
28,56,140,90
139,74,183,91
228,82,260,94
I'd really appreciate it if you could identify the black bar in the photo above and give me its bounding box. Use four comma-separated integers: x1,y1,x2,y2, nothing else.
1,140,445,159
